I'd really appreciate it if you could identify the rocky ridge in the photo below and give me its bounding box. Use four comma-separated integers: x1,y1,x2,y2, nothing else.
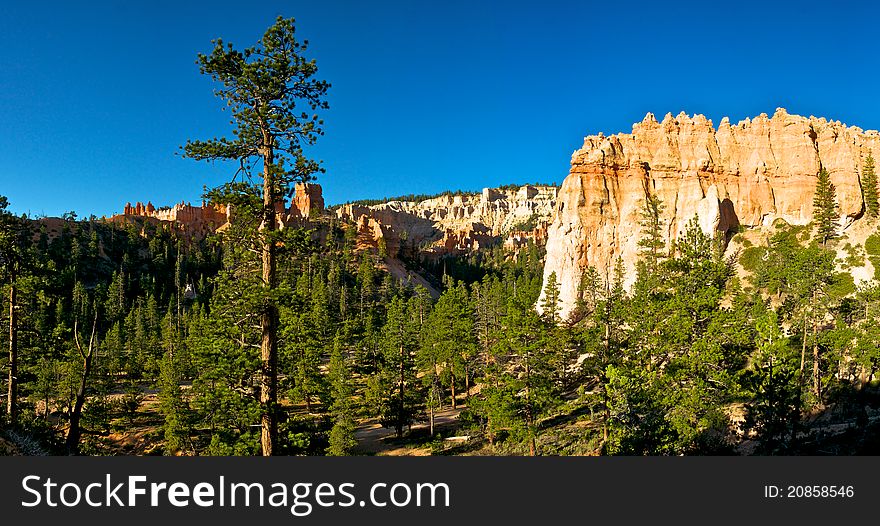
113,182,325,231
539,108,880,319
334,185,558,259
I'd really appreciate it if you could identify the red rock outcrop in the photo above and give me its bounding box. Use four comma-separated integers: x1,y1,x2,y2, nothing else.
117,200,228,231
289,182,324,219
539,108,880,319
116,183,328,232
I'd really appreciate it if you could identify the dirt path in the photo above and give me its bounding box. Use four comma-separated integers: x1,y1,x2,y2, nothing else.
353,407,462,455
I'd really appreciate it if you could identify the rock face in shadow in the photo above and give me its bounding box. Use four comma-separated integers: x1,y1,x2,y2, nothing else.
539,108,880,319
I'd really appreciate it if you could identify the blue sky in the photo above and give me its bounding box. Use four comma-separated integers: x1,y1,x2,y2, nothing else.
1,0,878,217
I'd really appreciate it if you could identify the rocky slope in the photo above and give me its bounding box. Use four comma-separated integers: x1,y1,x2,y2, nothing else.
539,108,880,319
334,185,558,259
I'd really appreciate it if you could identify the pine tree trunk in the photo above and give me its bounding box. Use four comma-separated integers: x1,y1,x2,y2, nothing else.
464,363,470,404
7,277,18,424
800,313,808,382
260,139,279,457
525,354,536,456
603,385,609,444
397,344,405,438
66,349,93,455
450,372,456,410
603,316,611,444
429,395,435,437
66,316,96,456
176,277,181,336
488,375,497,446
812,320,821,401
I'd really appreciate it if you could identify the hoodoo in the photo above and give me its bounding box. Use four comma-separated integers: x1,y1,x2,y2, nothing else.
539,108,880,319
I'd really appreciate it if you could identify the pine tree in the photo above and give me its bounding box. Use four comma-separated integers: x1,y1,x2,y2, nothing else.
283,273,331,413
752,223,837,406
189,261,263,455
863,154,879,219
374,295,421,437
158,350,191,455
573,265,602,323
0,195,32,424
539,271,561,324
183,17,330,456
499,294,555,455
741,311,800,453
637,193,666,270
422,282,475,410
578,258,627,447
326,337,357,456
813,167,838,245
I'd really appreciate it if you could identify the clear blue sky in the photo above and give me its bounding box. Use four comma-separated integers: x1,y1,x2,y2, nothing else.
1,0,878,217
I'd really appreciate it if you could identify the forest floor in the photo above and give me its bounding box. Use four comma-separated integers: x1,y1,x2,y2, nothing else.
0,434,20,455
9,382,879,455
353,407,463,455
98,392,469,456
105,392,165,455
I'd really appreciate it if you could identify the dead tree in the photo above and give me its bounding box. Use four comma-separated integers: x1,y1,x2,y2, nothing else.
66,314,97,455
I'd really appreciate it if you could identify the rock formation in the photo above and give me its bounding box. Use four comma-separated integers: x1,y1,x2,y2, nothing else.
289,182,325,219
539,108,880,319
116,183,326,231
335,185,558,258
117,200,228,231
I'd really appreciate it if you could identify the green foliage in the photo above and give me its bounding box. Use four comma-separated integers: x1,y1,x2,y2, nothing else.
326,339,357,456
539,271,561,324
596,216,752,454
865,234,880,256
863,154,879,219
735,234,753,248
510,213,540,233
841,243,865,269
828,272,856,298
605,365,676,454
158,351,192,455
739,246,765,272
372,295,422,437
740,311,801,453
182,16,329,186
421,282,476,411
872,257,880,280
6,146,880,460
813,167,839,244
336,190,479,208
181,17,332,456
637,194,666,268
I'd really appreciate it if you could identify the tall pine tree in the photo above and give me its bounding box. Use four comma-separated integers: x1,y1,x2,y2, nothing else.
813,167,838,245
326,335,357,455
183,17,330,455
862,154,879,219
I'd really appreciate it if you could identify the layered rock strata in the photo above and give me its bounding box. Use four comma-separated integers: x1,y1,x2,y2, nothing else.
539,108,880,319
335,185,558,258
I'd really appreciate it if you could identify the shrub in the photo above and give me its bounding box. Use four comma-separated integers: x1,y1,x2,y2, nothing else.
865,234,880,256
739,246,765,272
